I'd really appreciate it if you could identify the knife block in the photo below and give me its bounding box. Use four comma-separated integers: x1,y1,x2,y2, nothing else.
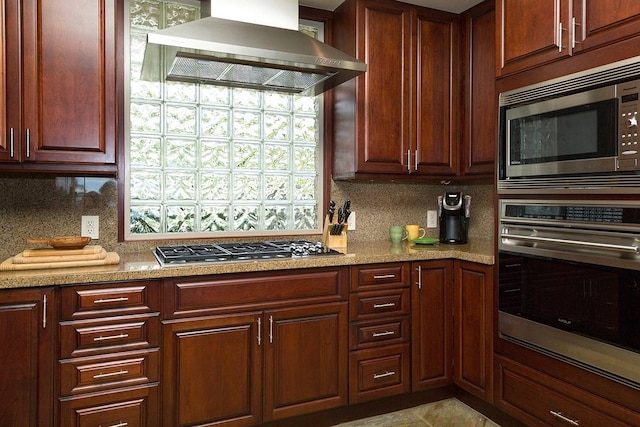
322,215,348,248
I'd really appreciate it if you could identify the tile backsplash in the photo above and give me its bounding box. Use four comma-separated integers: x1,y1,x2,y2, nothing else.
0,175,494,261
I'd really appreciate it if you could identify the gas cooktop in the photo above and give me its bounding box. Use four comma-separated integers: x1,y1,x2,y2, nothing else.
154,240,341,266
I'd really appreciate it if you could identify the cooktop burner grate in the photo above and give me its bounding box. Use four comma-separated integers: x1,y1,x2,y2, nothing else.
154,240,340,266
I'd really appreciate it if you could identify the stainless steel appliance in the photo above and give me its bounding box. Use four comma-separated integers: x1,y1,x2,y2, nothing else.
154,240,340,266
438,192,470,244
498,55,640,194
498,199,640,387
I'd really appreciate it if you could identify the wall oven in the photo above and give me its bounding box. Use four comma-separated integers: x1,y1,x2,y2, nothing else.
498,55,640,194
498,199,640,387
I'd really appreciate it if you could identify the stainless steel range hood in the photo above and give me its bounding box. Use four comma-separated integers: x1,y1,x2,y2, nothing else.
140,0,366,96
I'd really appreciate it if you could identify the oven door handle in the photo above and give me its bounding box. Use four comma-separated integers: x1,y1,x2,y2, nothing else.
501,233,640,253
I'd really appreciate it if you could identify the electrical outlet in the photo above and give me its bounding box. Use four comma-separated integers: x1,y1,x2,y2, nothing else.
427,210,438,228
81,216,99,239
347,211,356,231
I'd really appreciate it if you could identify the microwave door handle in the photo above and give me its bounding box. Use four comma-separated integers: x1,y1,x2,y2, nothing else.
500,233,640,253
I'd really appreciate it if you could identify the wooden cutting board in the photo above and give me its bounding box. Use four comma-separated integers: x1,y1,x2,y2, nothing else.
0,252,120,271
22,245,103,257
12,249,107,264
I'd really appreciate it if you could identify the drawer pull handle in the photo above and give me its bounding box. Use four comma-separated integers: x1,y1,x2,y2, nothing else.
372,331,395,338
93,369,129,379
94,296,129,304
373,274,396,279
94,333,129,342
550,410,580,426
373,302,396,309
109,423,128,427
373,371,396,379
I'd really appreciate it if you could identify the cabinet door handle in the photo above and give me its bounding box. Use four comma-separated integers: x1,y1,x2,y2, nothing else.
93,333,129,342
571,16,580,49
93,369,129,379
416,265,422,289
42,294,47,329
94,296,129,304
407,149,411,173
373,371,396,379
372,331,395,338
373,274,395,280
108,423,128,427
9,128,14,158
269,315,273,343
257,317,262,346
550,410,580,426
414,149,418,171
25,129,30,158
558,22,565,53
373,302,396,309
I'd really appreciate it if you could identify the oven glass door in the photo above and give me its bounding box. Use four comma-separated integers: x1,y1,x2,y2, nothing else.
499,251,640,354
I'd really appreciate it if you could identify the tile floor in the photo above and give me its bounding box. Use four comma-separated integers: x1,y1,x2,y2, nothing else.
334,398,500,427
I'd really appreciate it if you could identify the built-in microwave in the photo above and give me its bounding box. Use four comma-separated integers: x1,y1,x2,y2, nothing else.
498,56,640,194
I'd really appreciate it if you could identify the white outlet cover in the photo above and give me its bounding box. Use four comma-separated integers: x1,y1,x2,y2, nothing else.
81,216,100,239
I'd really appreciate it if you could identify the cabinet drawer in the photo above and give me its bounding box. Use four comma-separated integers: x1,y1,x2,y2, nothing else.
351,263,410,291
60,313,160,358
349,316,409,350
349,344,410,403
59,383,159,427
496,356,639,427
59,349,159,396
349,289,410,321
61,280,161,320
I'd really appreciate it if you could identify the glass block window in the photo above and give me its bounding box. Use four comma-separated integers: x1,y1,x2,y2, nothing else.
125,0,323,239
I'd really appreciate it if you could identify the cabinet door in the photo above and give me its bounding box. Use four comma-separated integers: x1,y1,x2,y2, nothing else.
497,0,571,76
18,0,118,170
413,8,458,176
355,0,411,175
461,1,495,176
454,260,494,403
0,288,54,427
264,302,348,421
162,313,262,427
411,260,453,391
1,0,22,162
573,0,640,53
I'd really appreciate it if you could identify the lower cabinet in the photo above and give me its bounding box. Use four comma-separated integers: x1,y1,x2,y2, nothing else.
453,260,493,402
161,268,349,427
0,287,55,427
411,260,454,390
495,355,640,427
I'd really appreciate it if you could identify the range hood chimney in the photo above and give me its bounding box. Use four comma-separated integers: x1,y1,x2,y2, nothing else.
140,0,366,96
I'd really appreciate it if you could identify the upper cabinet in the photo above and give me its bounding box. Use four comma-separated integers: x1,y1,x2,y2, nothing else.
1,0,121,174
332,0,459,179
497,0,640,77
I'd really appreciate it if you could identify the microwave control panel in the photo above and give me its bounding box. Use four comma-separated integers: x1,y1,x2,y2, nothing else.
618,80,640,170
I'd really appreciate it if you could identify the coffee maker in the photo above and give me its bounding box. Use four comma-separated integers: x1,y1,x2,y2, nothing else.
438,192,470,244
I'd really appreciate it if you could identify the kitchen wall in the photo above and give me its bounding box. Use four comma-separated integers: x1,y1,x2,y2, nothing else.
0,175,494,261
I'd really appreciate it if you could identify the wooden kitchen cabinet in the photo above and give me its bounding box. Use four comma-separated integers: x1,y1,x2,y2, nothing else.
58,280,161,427
348,263,411,403
411,260,454,390
1,0,120,174
332,0,459,179
497,0,640,77
453,260,493,403
162,268,349,426
0,287,55,427
460,0,496,177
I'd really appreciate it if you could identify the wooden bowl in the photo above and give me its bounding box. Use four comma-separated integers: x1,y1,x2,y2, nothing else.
27,236,91,249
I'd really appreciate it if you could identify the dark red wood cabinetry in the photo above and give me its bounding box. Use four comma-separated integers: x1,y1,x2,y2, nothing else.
1,0,120,174
332,0,459,179
58,280,161,427
0,287,54,427
162,268,349,426
497,0,640,77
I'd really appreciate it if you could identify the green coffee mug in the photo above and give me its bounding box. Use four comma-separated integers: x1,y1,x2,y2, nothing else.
390,225,404,243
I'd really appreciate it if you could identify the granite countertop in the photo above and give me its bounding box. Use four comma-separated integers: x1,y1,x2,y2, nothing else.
0,239,494,289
